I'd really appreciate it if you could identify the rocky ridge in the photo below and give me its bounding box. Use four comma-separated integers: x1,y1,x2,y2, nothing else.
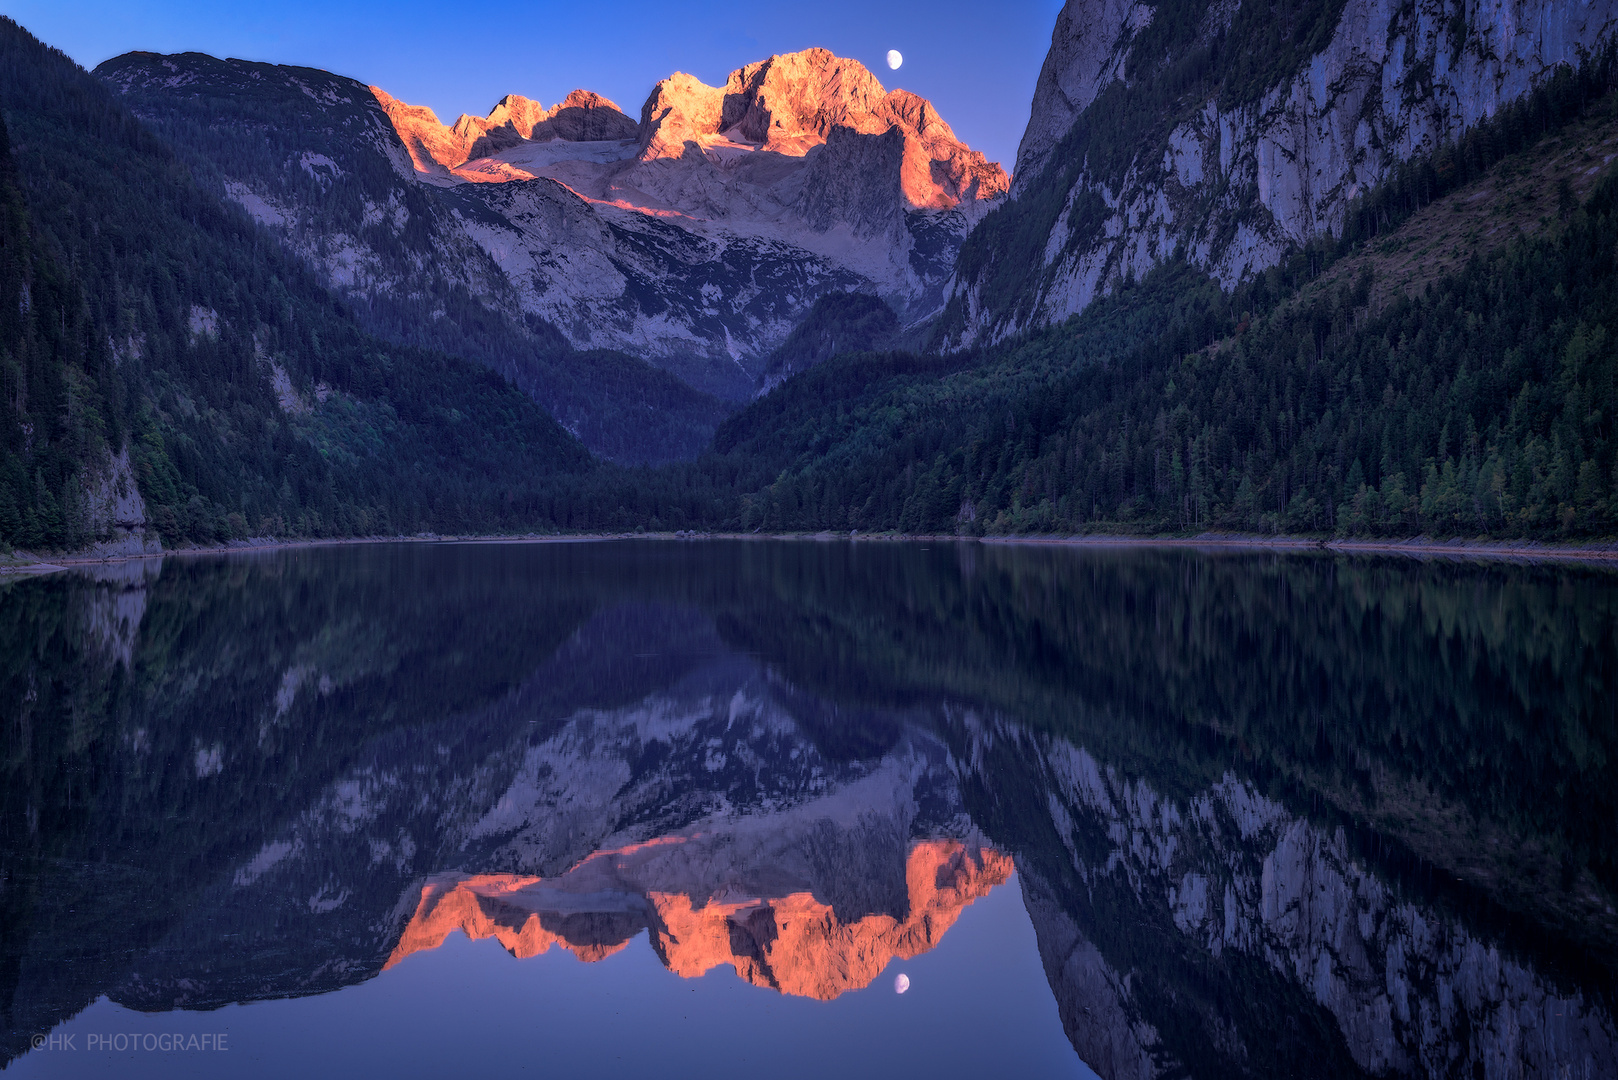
630,48,1007,213
966,722,1618,1078
389,839,1010,999
948,0,1618,345
99,48,1007,413
374,87,639,176
401,48,1008,330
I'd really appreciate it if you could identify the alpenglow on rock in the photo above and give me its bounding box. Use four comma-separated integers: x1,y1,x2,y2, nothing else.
376,88,640,172
99,48,1007,408
945,0,1618,346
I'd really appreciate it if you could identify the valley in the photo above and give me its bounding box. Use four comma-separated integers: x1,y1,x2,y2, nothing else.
1,0,1616,556
100,46,1005,417
8,7,1618,1077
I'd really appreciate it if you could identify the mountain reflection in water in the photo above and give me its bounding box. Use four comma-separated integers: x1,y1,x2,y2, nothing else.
388,840,1011,998
2,540,1617,1078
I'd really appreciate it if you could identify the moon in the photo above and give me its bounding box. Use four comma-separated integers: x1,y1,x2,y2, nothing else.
886,50,903,71
894,973,911,994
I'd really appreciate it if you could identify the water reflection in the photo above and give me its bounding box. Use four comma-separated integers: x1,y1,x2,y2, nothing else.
2,541,1616,1077
390,839,1009,998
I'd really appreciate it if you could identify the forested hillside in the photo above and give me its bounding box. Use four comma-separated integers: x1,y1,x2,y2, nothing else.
0,19,592,552
708,63,1618,541
4,17,1618,552
757,293,899,391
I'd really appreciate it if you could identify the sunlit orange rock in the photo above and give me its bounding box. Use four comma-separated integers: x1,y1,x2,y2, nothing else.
385,838,1013,1000
484,94,549,139
711,48,892,153
637,72,727,161
647,839,1013,999
370,87,638,171
370,86,465,176
370,48,1006,218
636,48,1009,211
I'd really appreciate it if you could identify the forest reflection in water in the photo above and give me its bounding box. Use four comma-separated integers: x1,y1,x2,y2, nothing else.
2,539,1616,1078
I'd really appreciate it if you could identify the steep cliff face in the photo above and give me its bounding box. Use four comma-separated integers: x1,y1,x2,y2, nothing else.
378,87,640,174
633,48,1007,212
78,448,161,558
98,48,1006,418
948,0,1618,345
977,729,1618,1079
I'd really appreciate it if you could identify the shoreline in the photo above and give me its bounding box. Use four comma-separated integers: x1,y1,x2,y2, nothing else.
5,529,1618,575
979,533,1618,562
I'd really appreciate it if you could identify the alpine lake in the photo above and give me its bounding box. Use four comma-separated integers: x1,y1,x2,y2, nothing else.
3,539,1616,1079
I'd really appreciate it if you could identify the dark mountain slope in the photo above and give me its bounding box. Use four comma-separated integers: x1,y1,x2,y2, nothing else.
757,292,899,392
0,19,591,551
0,112,111,550
95,51,730,464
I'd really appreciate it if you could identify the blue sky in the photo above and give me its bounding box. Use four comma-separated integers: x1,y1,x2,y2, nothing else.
3,0,1065,171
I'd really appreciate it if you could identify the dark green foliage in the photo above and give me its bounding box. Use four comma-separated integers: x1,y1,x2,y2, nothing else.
0,19,592,550
758,292,898,387
711,262,1232,534
0,111,113,552
705,77,1618,542
710,164,1618,538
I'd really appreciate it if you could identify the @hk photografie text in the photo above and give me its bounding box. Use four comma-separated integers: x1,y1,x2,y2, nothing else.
31,1032,229,1052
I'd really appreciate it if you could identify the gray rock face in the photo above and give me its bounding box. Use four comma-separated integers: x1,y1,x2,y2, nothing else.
97,48,1006,406
1013,0,1153,184
796,126,907,238
983,728,1618,1079
953,0,1618,345
78,447,162,557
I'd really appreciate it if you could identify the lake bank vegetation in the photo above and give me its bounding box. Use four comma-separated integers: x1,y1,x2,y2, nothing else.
3,23,1617,555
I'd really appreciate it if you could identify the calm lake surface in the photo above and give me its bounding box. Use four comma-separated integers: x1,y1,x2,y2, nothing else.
3,540,1617,1079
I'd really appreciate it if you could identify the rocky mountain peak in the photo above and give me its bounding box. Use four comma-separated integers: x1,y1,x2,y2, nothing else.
103,47,1009,400
636,47,1009,211
530,89,638,143
637,71,726,160
484,93,548,138
370,85,464,175
373,86,638,171
718,47,891,151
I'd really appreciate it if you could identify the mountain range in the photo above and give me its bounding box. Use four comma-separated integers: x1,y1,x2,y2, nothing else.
2,0,1618,553
98,45,1005,407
